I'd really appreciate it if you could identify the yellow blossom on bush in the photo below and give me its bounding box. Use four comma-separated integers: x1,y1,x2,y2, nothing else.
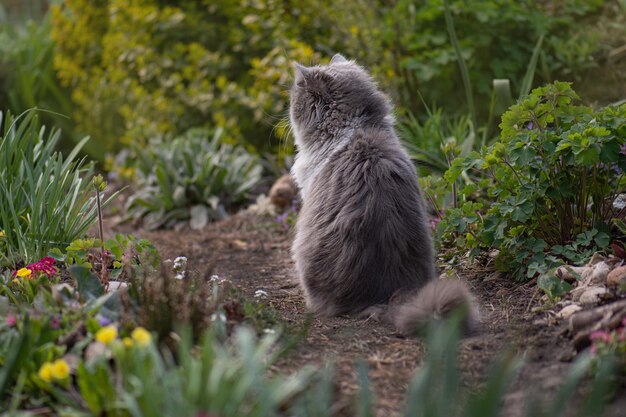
51,359,70,380
38,362,53,382
95,325,118,345
0,230,5,237
123,337,133,347
16,268,32,278
131,327,151,346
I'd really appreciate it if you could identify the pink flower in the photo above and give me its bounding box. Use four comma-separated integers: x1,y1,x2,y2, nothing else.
590,345,597,354
589,330,610,343
13,256,57,278
6,315,17,327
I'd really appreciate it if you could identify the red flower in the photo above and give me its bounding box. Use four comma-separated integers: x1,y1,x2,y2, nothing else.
13,256,58,278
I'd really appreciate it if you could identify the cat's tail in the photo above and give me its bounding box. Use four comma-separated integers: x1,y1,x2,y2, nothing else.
389,278,480,336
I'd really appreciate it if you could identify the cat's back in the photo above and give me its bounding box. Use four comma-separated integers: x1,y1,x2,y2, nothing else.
294,125,435,315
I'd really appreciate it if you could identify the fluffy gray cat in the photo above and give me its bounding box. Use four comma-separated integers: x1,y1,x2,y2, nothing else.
289,54,478,335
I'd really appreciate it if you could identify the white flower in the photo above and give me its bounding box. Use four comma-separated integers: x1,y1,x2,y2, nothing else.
174,273,185,280
173,256,187,271
209,275,230,284
210,312,226,322
263,328,276,334
254,289,269,299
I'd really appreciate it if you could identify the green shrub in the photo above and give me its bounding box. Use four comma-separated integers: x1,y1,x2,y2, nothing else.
440,82,626,287
50,0,321,155
126,128,262,230
50,0,610,158
0,11,97,158
321,0,608,118
0,110,115,268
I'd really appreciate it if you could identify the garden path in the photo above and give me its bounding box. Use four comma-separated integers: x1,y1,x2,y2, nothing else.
126,214,625,417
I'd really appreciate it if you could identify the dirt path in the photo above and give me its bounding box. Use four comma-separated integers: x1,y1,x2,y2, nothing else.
126,214,625,417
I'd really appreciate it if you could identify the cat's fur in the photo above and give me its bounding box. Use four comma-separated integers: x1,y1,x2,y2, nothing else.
289,54,478,335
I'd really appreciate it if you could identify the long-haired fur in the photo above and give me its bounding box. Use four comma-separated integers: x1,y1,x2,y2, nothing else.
289,54,478,335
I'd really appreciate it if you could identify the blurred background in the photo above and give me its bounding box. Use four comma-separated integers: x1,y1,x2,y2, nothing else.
0,0,624,178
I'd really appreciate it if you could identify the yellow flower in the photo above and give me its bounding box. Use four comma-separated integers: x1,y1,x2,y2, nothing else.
123,337,133,348
38,362,53,382
131,327,151,347
16,268,32,278
95,325,118,345
0,230,5,237
51,359,70,380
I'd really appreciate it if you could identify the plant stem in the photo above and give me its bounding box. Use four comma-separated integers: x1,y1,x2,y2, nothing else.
96,187,104,254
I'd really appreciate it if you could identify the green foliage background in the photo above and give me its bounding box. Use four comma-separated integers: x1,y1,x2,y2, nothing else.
45,0,617,157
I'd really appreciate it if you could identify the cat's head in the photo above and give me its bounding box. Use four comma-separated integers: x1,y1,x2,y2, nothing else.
289,54,392,147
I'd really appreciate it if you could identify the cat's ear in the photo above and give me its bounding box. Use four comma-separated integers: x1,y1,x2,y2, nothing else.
293,62,312,87
330,53,348,64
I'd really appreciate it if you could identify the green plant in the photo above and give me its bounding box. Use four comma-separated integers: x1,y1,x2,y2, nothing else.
441,82,626,283
398,108,474,177
0,110,117,268
0,313,65,406
50,234,159,280
40,325,312,417
0,11,94,158
50,0,611,161
50,0,322,155
0,257,59,306
126,128,262,230
590,319,626,376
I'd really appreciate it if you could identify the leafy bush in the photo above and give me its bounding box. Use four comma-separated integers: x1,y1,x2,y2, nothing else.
126,128,262,230
50,0,321,155
49,0,611,158
440,82,626,285
0,10,99,158
0,111,115,268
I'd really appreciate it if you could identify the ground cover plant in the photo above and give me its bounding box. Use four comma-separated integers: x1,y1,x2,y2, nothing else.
438,82,626,291
124,127,263,230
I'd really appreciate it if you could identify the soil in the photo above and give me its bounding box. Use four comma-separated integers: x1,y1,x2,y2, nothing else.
109,213,626,417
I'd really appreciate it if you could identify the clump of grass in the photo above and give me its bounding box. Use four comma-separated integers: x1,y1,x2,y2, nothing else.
0,110,116,268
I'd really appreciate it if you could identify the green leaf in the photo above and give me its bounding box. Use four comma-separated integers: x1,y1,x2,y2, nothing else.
70,265,104,301
594,232,610,249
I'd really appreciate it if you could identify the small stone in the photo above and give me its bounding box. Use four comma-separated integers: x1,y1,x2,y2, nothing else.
571,286,587,302
581,261,611,286
269,174,298,210
555,265,587,283
556,304,582,319
578,286,607,305
587,253,606,266
607,265,626,286
108,281,127,291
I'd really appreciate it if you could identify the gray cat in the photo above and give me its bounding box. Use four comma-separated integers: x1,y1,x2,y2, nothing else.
289,54,478,335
